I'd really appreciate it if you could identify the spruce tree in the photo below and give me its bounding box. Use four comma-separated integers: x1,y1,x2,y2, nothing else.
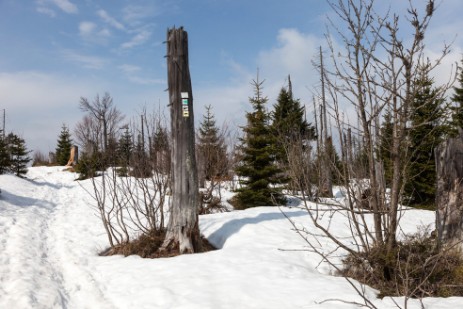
116,126,133,176
272,84,317,190
406,71,446,207
0,137,10,174
272,87,316,158
151,126,170,174
235,77,285,208
131,133,151,178
378,110,394,187
117,126,133,166
451,58,463,132
325,136,343,185
7,133,31,177
197,105,227,185
55,124,73,165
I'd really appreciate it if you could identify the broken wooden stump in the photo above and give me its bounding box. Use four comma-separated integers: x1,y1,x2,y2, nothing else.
65,145,78,166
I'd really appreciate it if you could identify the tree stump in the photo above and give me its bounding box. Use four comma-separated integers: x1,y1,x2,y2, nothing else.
161,27,201,254
65,145,78,166
436,130,463,245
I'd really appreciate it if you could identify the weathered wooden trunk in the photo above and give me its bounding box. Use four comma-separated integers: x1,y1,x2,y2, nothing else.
66,145,78,166
162,27,201,254
436,130,463,245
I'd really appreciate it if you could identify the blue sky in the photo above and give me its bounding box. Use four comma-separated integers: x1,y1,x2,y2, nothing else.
0,0,462,154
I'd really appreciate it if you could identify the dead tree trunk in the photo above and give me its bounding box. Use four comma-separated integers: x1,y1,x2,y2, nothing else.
65,145,78,166
436,130,463,246
161,27,201,254
319,47,333,198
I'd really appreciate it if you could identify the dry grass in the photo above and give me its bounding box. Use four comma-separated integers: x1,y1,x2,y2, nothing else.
341,231,463,298
100,229,216,258
200,193,228,214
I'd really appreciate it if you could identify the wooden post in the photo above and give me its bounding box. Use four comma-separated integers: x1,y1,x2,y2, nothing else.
161,27,201,254
436,130,463,246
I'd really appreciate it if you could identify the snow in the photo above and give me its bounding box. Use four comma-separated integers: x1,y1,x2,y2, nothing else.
0,166,461,308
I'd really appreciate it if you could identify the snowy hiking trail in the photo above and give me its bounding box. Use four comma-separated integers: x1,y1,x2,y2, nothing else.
0,166,460,309
0,167,114,309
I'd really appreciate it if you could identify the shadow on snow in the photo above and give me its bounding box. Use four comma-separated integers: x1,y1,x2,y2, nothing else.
0,189,55,210
208,209,307,248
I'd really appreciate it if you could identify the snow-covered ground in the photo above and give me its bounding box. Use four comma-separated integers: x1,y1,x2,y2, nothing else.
0,166,461,308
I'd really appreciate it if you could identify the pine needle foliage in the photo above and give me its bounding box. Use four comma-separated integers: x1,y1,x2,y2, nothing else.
450,58,463,132
0,137,10,174
272,86,316,160
6,133,31,177
55,124,73,165
378,110,394,187
234,77,285,208
197,105,228,183
406,71,446,207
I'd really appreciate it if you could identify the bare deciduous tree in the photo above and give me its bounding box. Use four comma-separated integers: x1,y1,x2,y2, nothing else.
74,115,101,155
79,92,124,154
320,0,450,254
285,0,456,305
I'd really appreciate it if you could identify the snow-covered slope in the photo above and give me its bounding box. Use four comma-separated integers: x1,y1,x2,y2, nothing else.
0,167,460,308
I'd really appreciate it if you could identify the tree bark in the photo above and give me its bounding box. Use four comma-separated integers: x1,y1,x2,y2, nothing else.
161,27,201,254
436,130,463,245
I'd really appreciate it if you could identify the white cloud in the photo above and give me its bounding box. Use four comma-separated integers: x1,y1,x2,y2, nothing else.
121,30,151,49
79,21,96,37
194,83,250,128
122,5,157,27
193,29,326,130
426,46,463,93
78,21,110,45
219,53,254,85
36,6,56,17
0,71,76,110
97,9,125,31
118,65,164,85
61,50,107,69
0,71,100,152
118,64,141,74
258,28,322,88
127,76,165,85
52,0,78,14
98,28,111,38
0,70,163,153
36,0,77,16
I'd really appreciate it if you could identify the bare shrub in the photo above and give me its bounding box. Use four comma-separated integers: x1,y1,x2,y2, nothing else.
283,0,458,307
81,109,171,255
341,229,463,298
32,150,50,167
199,179,230,214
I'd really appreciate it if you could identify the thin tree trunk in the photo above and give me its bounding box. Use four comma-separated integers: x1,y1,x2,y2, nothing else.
161,27,201,254
319,47,333,198
436,130,463,245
